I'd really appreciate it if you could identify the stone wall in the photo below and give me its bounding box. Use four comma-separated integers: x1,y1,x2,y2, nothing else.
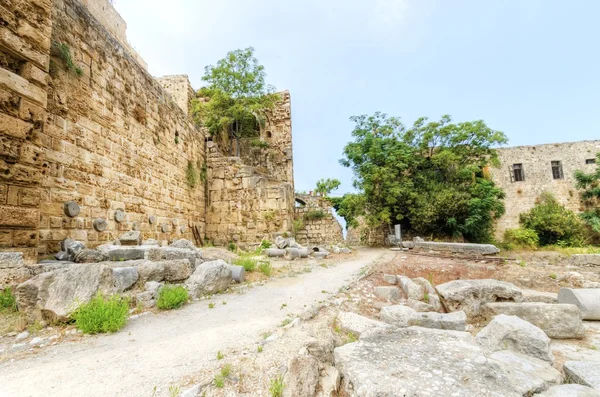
490,140,600,239
0,0,52,263
294,195,344,246
157,75,195,117
346,217,387,247
206,142,294,245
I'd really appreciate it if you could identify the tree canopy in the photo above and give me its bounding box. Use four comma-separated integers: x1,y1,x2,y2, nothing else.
575,152,600,232
315,178,341,197
192,47,279,155
337,113,508,242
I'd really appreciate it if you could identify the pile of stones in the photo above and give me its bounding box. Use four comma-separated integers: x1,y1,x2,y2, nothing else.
264,236,351,260
332,275,600,396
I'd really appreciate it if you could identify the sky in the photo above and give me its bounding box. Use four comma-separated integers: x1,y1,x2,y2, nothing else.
114,0,600,196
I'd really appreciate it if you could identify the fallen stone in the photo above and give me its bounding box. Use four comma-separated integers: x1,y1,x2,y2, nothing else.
435,279,523,318
283,355,320,397
570,255,600,267
136,261,165,285
180,384,201,397
374,286,400,301
162,259,193,282
74,249,109,264
112,267,139,293
265,248,286,258
559,288,600,320
379,305,416,327
402,241,414,249
106,248,147,261
476,314,554,363
313,251,329,259
54,251,72,261
412,277,445,311
286,248,301,259
337,311,389,337
119,231,142,246
340,248,351,254
142,239,160,246
148,247,201,266
522,289,559,304
414,241,501,255
65,240,85,256
382,274,397,285
536,384,600,396
275,236,290,249
405,299,437,312
0,252,24,268
170,239,196,250
409,310,467,331
398,276,425,300
228,265,245,283
485,302,585,339
15,331,29,341
185,260,232,297
563,361,600,390
318,365,341,397
488,350,561,395
334,326,520,396
9,343,27,353
29,337,43,346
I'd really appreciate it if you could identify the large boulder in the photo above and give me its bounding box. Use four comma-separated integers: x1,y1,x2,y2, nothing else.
558,288,600,320
0,252,24,268
476,314,554,363
485,302,585,339
113,267,139,293
16,264,116,321
563,361,600,390
435,279,523,318
536,385,600,397
334,327,521,396
185,260,232,297
282,355,320,397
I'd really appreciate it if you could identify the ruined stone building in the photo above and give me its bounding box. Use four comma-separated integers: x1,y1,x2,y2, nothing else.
0,0,306,269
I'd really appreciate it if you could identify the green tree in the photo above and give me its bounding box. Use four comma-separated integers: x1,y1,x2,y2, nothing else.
192,47,280,156
315,178,341,196
574,153,600,232
338,112,507,242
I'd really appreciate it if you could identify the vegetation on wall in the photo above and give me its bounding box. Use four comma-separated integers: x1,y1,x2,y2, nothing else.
575,152,600,233
250,139,270,149
186,161,199,188
192,47,280,156
336,113,507,243
304,209,326,221
52,42,83,76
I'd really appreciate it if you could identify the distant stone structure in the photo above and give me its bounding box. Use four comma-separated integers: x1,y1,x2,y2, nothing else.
490,140,600,239
294,194,344,246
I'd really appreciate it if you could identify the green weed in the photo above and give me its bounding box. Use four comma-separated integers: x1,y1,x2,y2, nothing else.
269,375,285,397
72,295,129,334
156,285,189,310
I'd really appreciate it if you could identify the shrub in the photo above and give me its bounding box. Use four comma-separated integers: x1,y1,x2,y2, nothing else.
260,240,272,250
520,192,587,247
304,209,326,221
269,375,285,397
228,242,237,252
72,295,129,334
504,228,539,248
234,257,257,272
186,161,199,188
250,139,270,149
0,288,17,312
258,261,272,277
156,285,189,310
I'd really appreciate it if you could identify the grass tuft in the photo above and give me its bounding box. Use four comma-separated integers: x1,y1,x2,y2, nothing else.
258,261,272,277
0,288,17,312
217,350,224,360
72,295,129,334
156,285,189,310
269,375,285,397
234,257,257,272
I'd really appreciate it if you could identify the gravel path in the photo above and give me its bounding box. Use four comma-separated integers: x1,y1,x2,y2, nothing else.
0,248,385,397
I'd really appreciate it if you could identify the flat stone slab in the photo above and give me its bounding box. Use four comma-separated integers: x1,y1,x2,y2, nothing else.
119,231,142,246
486,302,585,339
536,384,600,396
374,286,400,301
488,350,561,395
334,326,521,396
522,289,559,304
414,241,500,255
337,311,390,336
564,361,600,390
570,255,600,267
0,252,24,269
559,288,600,320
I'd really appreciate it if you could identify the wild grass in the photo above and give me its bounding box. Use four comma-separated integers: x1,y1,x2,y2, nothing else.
0,288,17,312
258,262,272,277
234,257,257,272
156,285,189,310
72,295,129,334
269,375,285,397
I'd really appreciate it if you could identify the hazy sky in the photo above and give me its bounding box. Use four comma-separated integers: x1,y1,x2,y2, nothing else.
115,0,600,195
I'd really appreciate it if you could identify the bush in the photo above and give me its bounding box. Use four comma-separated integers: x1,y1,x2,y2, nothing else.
260,240,272,250
504,228,539,248
72,295,129,334
258,261,272,277
156,285,189,310
304,209,326,221
234,257,257,272
520,192,587,246
0,288,17,312
228,242,237,252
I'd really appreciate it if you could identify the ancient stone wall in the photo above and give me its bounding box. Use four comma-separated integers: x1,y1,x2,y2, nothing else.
0,0,52,263
294,195,344,246
346,217,387,247
206,142,294,246
490,140,600,239
157,75,195,117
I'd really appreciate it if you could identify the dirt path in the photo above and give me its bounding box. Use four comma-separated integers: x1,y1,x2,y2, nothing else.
0,248,387,397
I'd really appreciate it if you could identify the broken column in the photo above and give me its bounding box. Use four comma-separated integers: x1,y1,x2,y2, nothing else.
558,288,600,320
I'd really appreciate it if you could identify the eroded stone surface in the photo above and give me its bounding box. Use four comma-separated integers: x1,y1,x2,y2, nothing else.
337,311,389,336
559,288,600,320
536,384,600,397
185,260,232,297
564,361,600,390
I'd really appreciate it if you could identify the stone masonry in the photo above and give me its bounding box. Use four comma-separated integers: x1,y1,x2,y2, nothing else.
294,194,344,246
489,140,600,239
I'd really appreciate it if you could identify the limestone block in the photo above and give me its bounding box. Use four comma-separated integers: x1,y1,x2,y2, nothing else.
0,252,24,269
374,286,400,302
563,361,600,390
337,311,390,337
558,288,600,320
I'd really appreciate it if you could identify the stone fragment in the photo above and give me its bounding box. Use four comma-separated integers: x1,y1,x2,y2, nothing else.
275,236,289,249
397,276,425,300
148,215,156,225
170,239,196,250
476,314,554,363
336,311,390,337
313,252,329,260
559,288,600,320
334,326,520,396
63,240,85,257
435,279,523,318
228,265,245,283
286,247,301,259
319,365,341,397
265,248,286,257
563,361,600,390
112,267,139,293
522,289,559,304
107,248,146,261
162,259,193,282
485,302,585,339
54,251,71,261
74,249,109,264
488,351,561,395
401,241,414,249
185,260,232,297
409,310,467,331
29,337,43,346
114,209,125,223
374,286,400,301
93,218,108,232
15,331,29,341
180,385,201,397
0,252,23,268
382,274,397,285
63,201,80,217
412,277,444,311
143,239,160,246
379,305,416,327
119,231,141,246
136,261,165,285
405,299,437,312
536,385,600,397
283,355,320,397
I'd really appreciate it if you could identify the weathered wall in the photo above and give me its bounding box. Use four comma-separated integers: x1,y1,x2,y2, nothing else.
0,0,52,263
206,142,294,245
294,195,344,246
346,217,387,247
490,140,600,239
157,75,195,117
